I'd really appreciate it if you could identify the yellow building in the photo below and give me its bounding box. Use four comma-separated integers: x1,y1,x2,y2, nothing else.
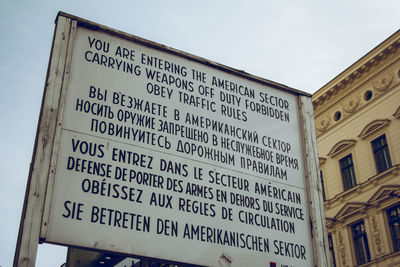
312,31,400,266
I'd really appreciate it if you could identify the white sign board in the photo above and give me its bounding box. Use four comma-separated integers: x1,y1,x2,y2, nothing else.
43,23,314,266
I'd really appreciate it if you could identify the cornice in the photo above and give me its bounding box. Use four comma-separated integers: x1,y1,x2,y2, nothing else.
314,50,400,118
326,184,400,228
313,32,400,116
333,202,370,221
324,164,400,210
394,106,400,119
369,185,400,203
327,139,356,158
314,77,399,137
358,119,390,139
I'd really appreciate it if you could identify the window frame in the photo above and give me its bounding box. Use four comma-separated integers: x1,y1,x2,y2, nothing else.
371,134,392,174
351,220,371,265
387,204,400,252
339,154,357,191
328,233,336,267
320,170,326,201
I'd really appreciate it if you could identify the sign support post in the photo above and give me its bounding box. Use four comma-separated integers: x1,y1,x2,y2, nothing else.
298,95,330,267
13,16,76,267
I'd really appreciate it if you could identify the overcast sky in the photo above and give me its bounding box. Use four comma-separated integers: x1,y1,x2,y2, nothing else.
1,1,399,266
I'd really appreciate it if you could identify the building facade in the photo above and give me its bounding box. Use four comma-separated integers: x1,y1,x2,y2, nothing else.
313,31,400,266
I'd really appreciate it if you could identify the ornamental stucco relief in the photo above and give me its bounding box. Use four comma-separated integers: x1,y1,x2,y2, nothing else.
373,73,394,92
316,116,331,133
342,95,361,114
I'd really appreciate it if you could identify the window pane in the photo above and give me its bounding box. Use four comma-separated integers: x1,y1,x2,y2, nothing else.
340,154,356,191
393,223,400,251
387,205,400,252
372,135,392,173
352,221,370,265
320,171,326,201
328,234,336,267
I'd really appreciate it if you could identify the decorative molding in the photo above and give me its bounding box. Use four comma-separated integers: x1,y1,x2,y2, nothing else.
370,214,384,255
326,183,400,229
315,115,331,133
358,119,391,139
338,230,348,267
372,72,394,91
324,165,400,209
326,217,336,228
319,157,326,165
342,94,361,114
313,64,394,113
368,185,400,204
394,106,400,119
312,38,400,117
327,139,356,158
334,202,369,221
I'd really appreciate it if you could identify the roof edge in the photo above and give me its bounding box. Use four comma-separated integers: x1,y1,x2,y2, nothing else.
313,29,400,101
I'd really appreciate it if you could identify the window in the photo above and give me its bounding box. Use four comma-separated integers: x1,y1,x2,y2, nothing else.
387,205,400,252
340,154,357,191
328,234,336,267
351,221,370,265
334,111,342,121
320,170,326,201
364,90,373,101
372,134,392,173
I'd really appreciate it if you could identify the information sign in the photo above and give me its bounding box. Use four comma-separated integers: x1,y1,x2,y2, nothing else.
14,13,328,267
